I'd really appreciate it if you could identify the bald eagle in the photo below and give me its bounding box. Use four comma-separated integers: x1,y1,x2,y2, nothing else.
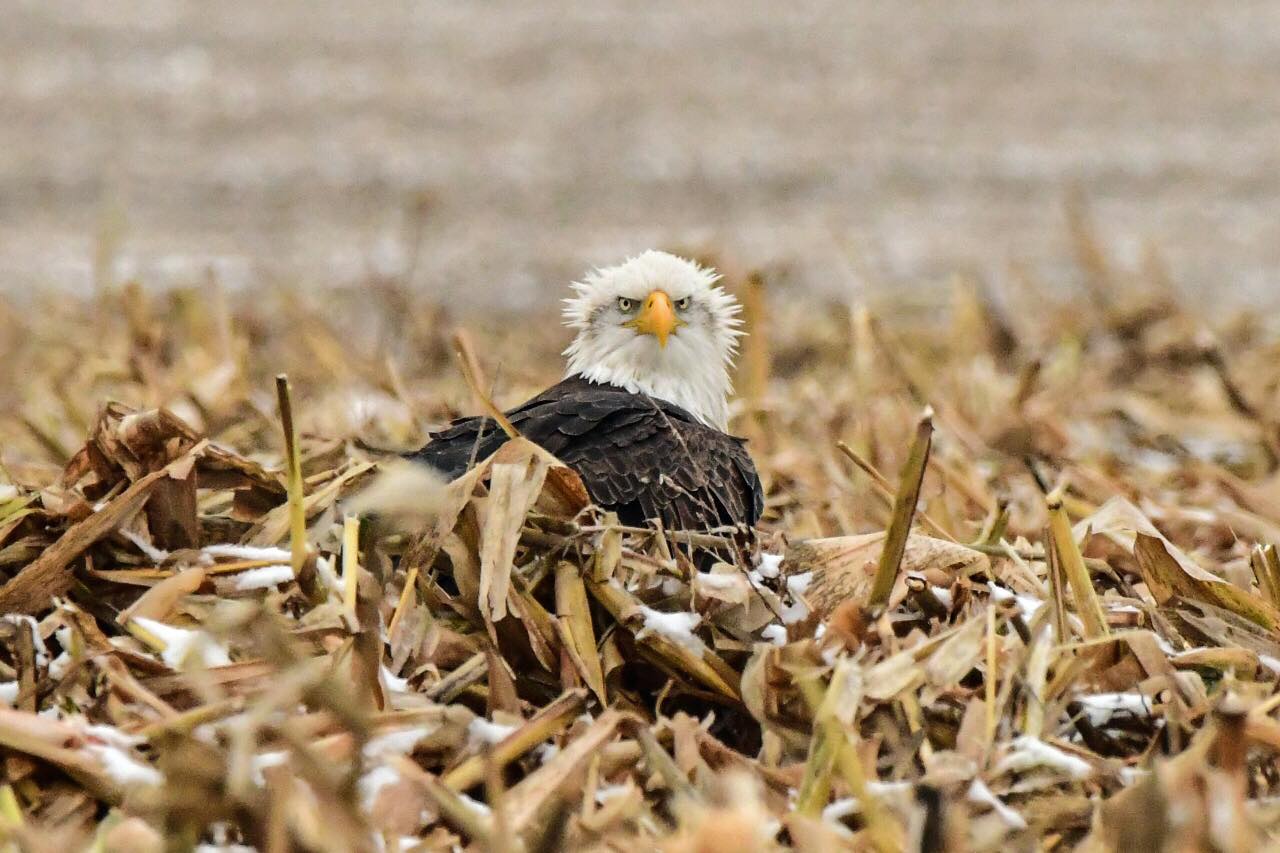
412,251,763,533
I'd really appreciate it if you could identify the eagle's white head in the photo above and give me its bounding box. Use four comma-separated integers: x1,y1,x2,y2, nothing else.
562,251,744,430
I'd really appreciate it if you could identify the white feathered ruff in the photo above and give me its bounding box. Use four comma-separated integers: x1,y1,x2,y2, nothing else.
562,251,744,430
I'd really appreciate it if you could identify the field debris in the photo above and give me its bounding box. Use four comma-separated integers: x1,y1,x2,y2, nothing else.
2,241,1280,850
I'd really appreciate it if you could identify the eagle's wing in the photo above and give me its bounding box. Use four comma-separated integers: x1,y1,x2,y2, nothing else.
409,377,763,532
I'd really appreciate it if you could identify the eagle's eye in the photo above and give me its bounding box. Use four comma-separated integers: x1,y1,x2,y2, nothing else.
674,296,692,311
617,297,636,313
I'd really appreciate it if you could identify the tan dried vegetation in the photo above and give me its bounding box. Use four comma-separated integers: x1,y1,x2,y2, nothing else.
2,216,1280,851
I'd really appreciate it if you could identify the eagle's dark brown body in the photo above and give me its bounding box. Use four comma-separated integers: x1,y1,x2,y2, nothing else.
411,376,763,532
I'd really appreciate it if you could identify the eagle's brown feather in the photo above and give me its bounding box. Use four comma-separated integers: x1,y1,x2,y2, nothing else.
411,376,763,533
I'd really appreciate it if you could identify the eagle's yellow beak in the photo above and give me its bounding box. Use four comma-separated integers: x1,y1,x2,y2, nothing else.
625,289,683,348
624,290,686,348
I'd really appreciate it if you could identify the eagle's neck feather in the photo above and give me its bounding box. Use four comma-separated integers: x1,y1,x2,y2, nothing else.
565,356,732,431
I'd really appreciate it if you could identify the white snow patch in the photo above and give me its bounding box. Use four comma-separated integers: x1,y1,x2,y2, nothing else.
231,565,294,591
380,665,410,693
0,484,17,501
780,600,810,625
756,553,783,579
967,778,1029,824
823,796,859,822
0,682,19,706
251,751,289,786
359,765,403,812
695,571,742,593
366,726,437,759
967,779,1026,829
81,722,146,749
995,736,1092,779
1260,655,1280,676
461,794,491,816
132,617,231,670
203,544,292,562
988,584,1044,623
3,615,49,665
121,530,171,563
659,576,684,597
315,555,342,595
785,572,813,597
468,718,517,747
1119,766,1152,786
85,743,163,786
761,624,788,646
1074,692,1151,725
821,782,911,823
594,783,633,804
636,606,704,651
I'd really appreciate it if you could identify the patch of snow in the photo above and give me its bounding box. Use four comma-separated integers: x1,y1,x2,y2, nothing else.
761,624,788,646
785,572,813,597
315,555,342,595
994,736,1092,779
594,783,633,804
988,584,1043,623
461,794,491,816
1074,692,1151,726
869,781,912,796
132,617,231,669
365,726,437,759
380,665,410,693
251,751,289,786
467,718,517,747
1106,604,1142,614
203,544,292,562
231,564,294,590
931,587,952,609
1261,655,1280,676
0,484,17,501
0,682,19,706
967,779,1027,829
695,571,742,592
821,797,862,822
780,600,810,625
1119,766,1151,786
756,553,783,579
659,576,684,597
636,606,704,652
80,722,146,749
3,615,49,665
359,765,403,812
50,625,74,671
121,530,171,563
85,743,163,786
821,780,911,821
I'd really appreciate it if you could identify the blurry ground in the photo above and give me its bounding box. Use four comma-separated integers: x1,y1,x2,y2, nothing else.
4,1,1280,311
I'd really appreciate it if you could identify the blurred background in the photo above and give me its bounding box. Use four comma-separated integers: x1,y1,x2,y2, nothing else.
5,1,1280,311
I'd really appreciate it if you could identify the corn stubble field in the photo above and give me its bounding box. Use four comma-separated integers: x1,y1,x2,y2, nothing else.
3,220,1280,851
